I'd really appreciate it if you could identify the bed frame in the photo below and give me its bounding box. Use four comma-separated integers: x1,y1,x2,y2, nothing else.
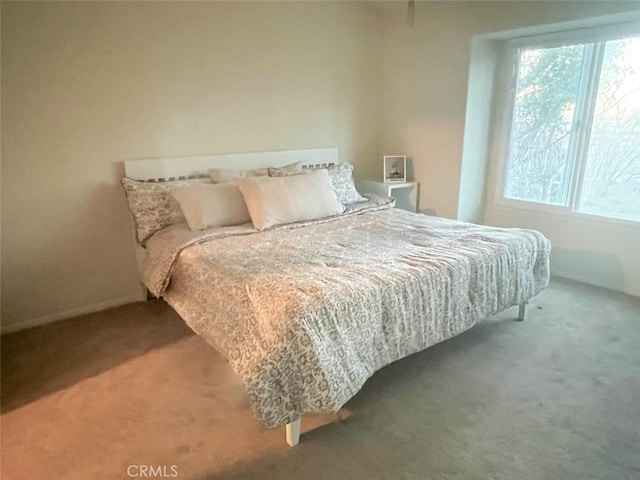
123,147,343,446
123,146,338,301
122,146,528,447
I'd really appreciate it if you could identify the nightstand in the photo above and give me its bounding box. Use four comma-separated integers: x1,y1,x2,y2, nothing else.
359,180,419,212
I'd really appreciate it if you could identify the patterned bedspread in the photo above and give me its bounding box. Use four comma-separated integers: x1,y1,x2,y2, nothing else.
141,198,550,428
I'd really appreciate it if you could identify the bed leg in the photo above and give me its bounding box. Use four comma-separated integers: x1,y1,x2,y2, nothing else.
517,301,528,321
286,418,301,447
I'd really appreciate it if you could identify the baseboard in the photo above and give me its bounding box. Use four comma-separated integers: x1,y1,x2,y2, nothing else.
0,295,144,335
550,273,639,298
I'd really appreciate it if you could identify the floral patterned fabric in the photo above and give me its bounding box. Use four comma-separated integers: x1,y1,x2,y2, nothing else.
324,163,366,204
207,167,268,183
267,161,303,177
121,177,211,244
141,201,551,428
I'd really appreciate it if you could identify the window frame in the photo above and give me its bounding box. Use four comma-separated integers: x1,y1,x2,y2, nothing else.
492,22,640,227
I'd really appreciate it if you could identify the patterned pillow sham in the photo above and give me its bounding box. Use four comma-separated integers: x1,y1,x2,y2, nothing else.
325,163,367,205
121,176,212,244
208,167,268,183
267,161,303,177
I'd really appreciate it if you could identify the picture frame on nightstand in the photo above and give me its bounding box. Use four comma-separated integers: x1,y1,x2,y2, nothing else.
383,155,406,183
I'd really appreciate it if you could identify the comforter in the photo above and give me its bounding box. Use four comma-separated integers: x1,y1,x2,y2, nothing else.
141,198,550,428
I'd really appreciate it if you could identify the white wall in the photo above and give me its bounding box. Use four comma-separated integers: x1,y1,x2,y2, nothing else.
0,1,381,332
458,37,500,223
3,1,640,333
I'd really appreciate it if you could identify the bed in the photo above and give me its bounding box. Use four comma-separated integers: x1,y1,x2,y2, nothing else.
123,147,551,446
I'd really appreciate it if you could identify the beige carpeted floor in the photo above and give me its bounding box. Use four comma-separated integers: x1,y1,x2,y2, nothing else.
2,278,639,480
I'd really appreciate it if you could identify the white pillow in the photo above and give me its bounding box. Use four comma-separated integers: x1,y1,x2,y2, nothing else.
237,169,345,230
268,162,366,205
171,183,251,231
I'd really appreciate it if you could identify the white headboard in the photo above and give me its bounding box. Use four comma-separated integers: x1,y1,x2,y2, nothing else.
124,147,338,181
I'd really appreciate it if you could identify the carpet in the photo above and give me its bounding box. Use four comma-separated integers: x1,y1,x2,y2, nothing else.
1,278,639,479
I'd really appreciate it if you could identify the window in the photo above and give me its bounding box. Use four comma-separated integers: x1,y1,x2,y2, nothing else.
501,33,640,222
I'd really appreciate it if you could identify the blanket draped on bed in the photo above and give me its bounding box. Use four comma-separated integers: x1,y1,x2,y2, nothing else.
142,198,551,428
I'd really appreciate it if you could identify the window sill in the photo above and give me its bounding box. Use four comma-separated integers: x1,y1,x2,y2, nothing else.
493,198,640,230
